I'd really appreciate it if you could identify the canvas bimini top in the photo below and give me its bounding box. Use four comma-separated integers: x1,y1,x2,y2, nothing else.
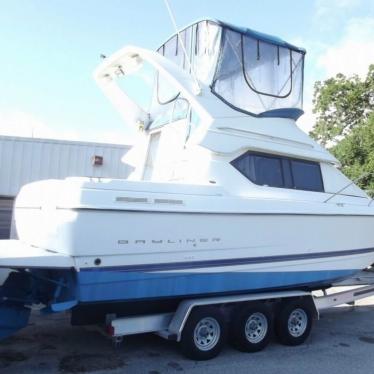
156,19,306,120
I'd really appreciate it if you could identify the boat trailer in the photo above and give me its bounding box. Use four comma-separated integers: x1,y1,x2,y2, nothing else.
1,268,374,360
102,270,374,359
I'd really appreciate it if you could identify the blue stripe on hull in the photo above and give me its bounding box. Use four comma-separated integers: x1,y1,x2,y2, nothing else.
76,269,358,303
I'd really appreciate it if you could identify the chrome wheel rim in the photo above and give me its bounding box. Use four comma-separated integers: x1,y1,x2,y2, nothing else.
244,312,268,343
288,308,308,337
193,317,221,351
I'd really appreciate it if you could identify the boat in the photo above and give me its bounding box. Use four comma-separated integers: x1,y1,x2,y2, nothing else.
1,19,374,339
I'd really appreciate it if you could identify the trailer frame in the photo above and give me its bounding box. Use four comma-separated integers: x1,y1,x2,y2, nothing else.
104,270,374,359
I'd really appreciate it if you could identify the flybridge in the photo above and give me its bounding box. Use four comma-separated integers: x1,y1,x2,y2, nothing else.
94,19,306,128
157,19,305,120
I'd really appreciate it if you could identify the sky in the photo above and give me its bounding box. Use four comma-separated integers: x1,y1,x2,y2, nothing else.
0,0,373,145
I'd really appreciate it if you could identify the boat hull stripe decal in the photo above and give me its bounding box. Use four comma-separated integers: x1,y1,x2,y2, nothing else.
59,207,374,217
82,247,374,272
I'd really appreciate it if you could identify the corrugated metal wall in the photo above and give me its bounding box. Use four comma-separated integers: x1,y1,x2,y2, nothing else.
0,136,132,197
0,197,13,239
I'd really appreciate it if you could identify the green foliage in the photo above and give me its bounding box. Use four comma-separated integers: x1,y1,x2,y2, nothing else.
331,114,374,195
310,65,374,195
310,65,374,146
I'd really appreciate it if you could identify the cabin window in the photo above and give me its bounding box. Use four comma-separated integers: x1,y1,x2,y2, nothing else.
254,154,284,187
290,159,324,192
231,152,324,192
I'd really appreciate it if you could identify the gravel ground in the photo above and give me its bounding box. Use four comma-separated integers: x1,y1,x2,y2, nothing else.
1,294,374,374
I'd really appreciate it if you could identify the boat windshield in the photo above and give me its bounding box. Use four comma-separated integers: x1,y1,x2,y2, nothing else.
157,20,305,120
116,60,191,130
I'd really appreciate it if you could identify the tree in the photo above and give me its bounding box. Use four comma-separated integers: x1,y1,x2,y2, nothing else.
310,65,374,146
331,113,374,194
310,65,374,195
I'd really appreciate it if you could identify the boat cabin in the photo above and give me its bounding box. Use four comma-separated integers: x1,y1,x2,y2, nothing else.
94,19,366,200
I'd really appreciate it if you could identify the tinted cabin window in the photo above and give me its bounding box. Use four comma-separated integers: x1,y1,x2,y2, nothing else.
254,155,283,187
281,159,294,188
232,152,324,192
291,160,324,192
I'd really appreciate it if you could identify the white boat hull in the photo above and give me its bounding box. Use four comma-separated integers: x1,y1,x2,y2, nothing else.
8,178,374,304
15,206,374,268
8,191,374,303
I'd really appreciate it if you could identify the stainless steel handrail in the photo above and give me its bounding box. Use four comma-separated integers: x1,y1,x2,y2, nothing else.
324,172,373,203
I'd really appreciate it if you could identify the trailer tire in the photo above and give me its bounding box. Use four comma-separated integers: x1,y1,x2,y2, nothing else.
230,303,272,352
275,298,313,346
180,306,226,360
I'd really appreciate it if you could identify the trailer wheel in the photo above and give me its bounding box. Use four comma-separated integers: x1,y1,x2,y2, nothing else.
180,306,226,360
275,299,313,346
230,303,272,352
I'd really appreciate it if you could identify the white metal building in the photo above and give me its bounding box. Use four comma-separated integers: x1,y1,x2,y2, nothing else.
0,135,132,239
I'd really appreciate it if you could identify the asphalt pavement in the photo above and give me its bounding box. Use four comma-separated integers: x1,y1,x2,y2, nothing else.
1,294,374,373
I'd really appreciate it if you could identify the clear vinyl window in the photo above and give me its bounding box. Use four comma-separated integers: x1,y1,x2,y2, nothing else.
157,20,305,118
212,29,304,117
